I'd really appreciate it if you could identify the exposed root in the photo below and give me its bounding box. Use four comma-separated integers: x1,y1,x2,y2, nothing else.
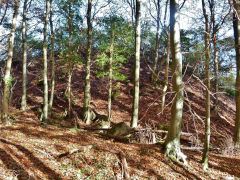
165,141,188,166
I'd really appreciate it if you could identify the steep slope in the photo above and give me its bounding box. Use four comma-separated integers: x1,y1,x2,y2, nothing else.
0,57,239,179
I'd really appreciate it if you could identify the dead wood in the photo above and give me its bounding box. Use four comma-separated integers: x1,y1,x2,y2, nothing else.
118,151,130,180
57,145,93,159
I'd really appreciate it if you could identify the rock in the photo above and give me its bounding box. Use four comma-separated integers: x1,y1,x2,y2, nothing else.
107,122,132,136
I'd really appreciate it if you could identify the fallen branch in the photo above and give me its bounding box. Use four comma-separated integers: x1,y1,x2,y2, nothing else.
57,145,93,159
118,151,130,180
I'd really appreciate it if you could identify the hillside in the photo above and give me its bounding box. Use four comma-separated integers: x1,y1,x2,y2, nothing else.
0,57,239,179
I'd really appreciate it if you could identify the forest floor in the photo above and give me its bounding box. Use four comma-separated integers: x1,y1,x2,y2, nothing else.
0,57,240,179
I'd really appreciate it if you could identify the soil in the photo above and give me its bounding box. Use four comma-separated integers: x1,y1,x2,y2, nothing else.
0,57,239,179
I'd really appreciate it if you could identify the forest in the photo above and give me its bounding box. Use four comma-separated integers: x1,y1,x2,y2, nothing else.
0,0,240,179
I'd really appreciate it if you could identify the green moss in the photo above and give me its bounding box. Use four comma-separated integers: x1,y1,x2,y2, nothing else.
157,125,168,131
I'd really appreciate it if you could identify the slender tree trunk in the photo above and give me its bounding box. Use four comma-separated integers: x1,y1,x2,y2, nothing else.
42,0,50,122
108,31,114,121
233,0,240,148
21,0,28,111
202,0,211,170
211,0,219,115
131,0,141,128
67,1,72,118
1,0,19,125
67,66,73,117
83,0,93,125
49,0,55,116
161,32,170,110
213,39,219,115
152,0,160,82
164,0,187,164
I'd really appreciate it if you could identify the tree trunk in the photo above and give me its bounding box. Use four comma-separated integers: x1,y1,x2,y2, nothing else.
21,0,28,111
164,0,187,165
1,0,19,125
151,0,160,83
42,0,50,122
49,0,55,116
83,0,93,125
161,31,170,110
211,0,219,115
67,1,73,118
108,31,114,121
202,0,211,170
131,0,141,128
233,0,240,148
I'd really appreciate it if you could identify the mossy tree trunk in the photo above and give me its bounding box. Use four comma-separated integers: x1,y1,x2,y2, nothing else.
108,31,114,121
164,0,187,164
201,0,211,170
83,0,93,125
233,0,240,148
49,0,55,116
161,31,170,110
21,0,28,111
42,0,50,122
1,0,19,125
131,0,141,128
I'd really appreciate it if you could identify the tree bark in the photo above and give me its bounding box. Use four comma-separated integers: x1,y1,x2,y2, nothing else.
233,0,240,148
49,0,55,116
108,31,114,121
67,0,73,118
1,0,19,125
42,0,50,122
161,31,170,110
21,0,28,111
211,0,219,115
83,0,93,125
201,0,211,170
164,0,187,165
131,0,141,128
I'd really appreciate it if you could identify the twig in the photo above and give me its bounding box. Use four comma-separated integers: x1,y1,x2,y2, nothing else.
118,151,130,180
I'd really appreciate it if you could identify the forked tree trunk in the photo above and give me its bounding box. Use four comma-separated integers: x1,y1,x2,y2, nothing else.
21,0,28,111
42,0,50,122
49,0,55,116
233,0,240,148
161,32,170,110
1,0,19,125
164,0,187,164
131,0,141,128
83,0,93,125
202,0,211,170
152,0,161,82
108,31,114,121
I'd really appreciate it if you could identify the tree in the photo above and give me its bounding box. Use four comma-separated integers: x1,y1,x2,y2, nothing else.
83,0,93,125
1,0,19,125
201,0,211,170
210,0,219,115
150,0,161,82
163,0,186,164
96,15,129,122
21,0,28,111
233,0,240,148
49,0,55,116
42,0,50,121
131,0,141,128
